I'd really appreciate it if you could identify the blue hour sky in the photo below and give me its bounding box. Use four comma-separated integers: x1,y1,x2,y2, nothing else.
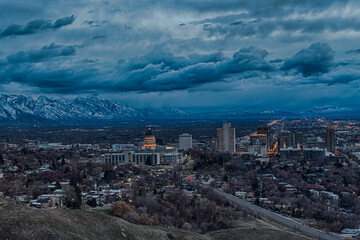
0,0,360,111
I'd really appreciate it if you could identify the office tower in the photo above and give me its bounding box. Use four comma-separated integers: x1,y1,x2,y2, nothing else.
217,122,236,153
142,127,157,150
278,131,294,148
326,125,335,153
294,132,304,145
179,133,192,150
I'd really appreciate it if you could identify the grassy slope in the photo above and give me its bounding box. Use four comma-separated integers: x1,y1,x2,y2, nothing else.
0,199,208,240
0,199,312,240
207,217,312,240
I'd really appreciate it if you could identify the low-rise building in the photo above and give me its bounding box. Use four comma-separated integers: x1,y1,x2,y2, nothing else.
100,151,160,166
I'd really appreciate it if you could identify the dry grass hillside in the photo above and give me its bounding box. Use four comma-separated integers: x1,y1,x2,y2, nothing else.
0,199,312,240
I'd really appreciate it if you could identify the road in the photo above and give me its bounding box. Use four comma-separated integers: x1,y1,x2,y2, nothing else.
213,188,343,240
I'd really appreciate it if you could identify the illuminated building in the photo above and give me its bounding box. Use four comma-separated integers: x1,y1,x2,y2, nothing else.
217,122,235,153
162,152,183,164
142,127,157,150
100,151,160,166
250,126,274,153
325,125,335,153
250,133,267,145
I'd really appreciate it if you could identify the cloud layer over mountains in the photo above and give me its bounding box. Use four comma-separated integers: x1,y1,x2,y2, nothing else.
0,0,359,111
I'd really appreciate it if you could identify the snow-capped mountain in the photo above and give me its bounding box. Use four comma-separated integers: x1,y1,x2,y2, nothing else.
0,95,142,122
0,94,191,124
303,106,358,117
306,106,352,113
0,94,359,125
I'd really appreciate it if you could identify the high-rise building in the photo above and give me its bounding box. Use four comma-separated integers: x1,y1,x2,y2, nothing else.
179,133,192,150
217,122,235,153
294,132,304,143
142,127,157,150
326,125,335,153
277,131,294,149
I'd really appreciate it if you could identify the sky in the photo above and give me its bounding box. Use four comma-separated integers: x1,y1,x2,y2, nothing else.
0,0,360,112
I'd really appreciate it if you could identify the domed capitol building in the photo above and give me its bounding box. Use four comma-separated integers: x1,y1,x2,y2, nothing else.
142,127,157,150
100,126,184,166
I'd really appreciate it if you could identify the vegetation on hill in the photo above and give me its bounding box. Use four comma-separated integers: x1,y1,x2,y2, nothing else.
0,198,312,240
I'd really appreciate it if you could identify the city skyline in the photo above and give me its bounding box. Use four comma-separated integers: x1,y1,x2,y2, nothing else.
0,1,360,112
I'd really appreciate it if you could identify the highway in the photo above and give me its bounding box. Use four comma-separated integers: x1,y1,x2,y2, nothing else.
213,188,343,240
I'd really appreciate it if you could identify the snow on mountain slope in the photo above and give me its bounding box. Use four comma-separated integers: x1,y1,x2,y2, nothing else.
0,94,190,123
0,94,358,124
0,94,143,122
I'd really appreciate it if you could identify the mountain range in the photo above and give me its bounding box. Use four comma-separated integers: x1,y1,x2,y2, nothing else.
0,94,358,125
0,94,191,124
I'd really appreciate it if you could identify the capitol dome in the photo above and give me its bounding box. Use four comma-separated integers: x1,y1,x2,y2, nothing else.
142,127,156,149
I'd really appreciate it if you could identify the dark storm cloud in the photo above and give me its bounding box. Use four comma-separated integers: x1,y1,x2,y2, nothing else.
165,0,344,16
325,74,360,85
0,15,75,38
346,49,360,54
281,18,360,33
281,43,334,77
203,21,257,38
126,46,225,71
7,43,76,63
201,17,360,39
0,0,359,110
126,46,274,91
52,15,76,28
0,46,273,93
0,66,98,93
192,13,249,25
304,69,360,85
83,20,109,27
269,59,284,63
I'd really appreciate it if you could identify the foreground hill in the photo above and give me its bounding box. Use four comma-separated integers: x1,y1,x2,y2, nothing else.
0,199,207,240
0,199,311,240
207,218,312,240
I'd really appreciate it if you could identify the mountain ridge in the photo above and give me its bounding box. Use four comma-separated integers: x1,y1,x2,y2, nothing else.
0,94,359,125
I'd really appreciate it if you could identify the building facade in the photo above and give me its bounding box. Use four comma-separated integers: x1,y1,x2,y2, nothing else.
179,133,192,150
216,122,236,153
277,131,294,148
100,151,160,166
326,125,335,153
304,147,325,161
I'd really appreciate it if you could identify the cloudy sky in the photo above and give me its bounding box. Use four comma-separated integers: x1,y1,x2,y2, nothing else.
0,0,359,112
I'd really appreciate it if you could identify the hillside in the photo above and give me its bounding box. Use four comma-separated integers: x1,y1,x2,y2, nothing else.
0,199,312,240
207,218,312,240
0,199,207,240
